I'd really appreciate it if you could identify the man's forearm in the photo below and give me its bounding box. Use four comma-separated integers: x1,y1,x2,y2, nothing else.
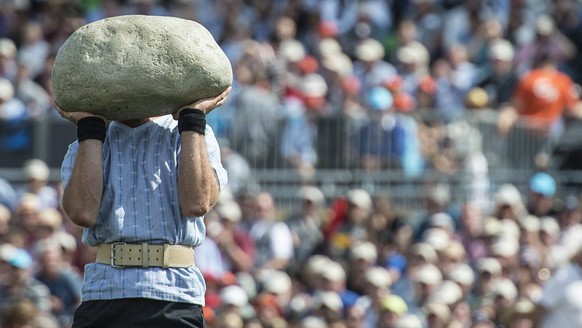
178,132,219,217
62,140,104,227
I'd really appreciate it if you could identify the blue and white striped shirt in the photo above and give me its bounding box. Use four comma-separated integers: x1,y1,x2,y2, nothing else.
61,115,227,305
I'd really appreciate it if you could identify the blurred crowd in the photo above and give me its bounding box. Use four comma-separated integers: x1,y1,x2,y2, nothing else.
1,0,582,327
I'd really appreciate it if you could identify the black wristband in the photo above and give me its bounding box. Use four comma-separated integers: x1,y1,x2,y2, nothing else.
77,117,106,142
178,108,206,135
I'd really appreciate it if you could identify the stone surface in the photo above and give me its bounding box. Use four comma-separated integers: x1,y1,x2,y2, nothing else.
52,15,232,120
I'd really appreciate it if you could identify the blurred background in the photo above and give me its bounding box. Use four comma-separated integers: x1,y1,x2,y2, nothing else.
1,0,582,327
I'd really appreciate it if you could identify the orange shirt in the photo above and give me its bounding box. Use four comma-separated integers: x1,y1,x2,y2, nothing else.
513,68,579,125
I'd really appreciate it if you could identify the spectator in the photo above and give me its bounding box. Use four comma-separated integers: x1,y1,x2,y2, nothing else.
477,39,519,109
0,77,31,164
228,55,280,167
218,138,253,196
0,38,17,82
16,158,59,210
17,21,50,80
285,186,325,272
352,38,397,95
280,73,328,177
0,177,16,211
546,194,582,269
214,200,256,273
377,294,409,328
534,243,582,328
327,189,373,260
526,172,557,217
249,192,293,272
514,14,576,76
33,238,81,328
433,43,479,122
0,246,51,313
499,54,582,169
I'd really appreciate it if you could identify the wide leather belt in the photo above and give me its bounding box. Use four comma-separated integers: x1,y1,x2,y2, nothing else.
95,243,195,268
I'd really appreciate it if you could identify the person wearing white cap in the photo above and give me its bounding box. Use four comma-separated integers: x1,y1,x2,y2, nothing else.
327,188,372,259
16,158,59,211
347,241,378,294
285,186,325,272
356,266,393,328
477,39,519,108
320,260,360,309
280,72,329,177
211,200,255,273
352,38,397,96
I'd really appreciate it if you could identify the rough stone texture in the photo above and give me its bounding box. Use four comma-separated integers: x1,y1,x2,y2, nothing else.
52,15,232,120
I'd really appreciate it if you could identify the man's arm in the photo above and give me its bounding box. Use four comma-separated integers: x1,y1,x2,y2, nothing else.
176,87,231,217
62,139,104,227
178,132,220,217
57,108,107,227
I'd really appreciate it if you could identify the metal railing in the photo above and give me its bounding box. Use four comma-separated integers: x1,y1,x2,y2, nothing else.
1,110,581,215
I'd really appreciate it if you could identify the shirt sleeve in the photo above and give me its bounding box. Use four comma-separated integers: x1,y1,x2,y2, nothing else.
60,141,79,191
204,125,228,191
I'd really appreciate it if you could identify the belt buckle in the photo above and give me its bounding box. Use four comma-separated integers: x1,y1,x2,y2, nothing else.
110,242,127,268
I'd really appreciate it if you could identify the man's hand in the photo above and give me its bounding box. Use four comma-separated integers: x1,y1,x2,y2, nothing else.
174,86,232,119
55,105,108,125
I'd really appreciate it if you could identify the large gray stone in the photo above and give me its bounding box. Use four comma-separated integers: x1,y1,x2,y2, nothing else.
52,15,232,120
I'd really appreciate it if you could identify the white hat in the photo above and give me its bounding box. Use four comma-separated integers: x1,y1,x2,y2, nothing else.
346,189,372,210
261,270,292,294
495,184,522,206
279,39,306,62
447,263,475,286
321,261,346,282
351,241,378,262
536,15,555,35
519,215,541,232
305,254,332,275
428,280,463,305
318,38,342,58
410,242,437,263
540,216,560,236
476,257,502,275
220,285,249,307
365,266,392,288
491,278,518,301
313,291,343,312
301,316,327,328
301,73,328,97
422,228,450,251
412,264,443,285
397,45,421,64
23,159,50,181
482,217,501,237
322,52,353,77
0,78,14,101
216,201,242,222
424,302,451,323
490,237,519,258
394,314,423,328
355,38,385,62
0,243,17,262
0,38,16,58
298,186,325,205
489,39,514,62
428,213,455,231
497,219,521,240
